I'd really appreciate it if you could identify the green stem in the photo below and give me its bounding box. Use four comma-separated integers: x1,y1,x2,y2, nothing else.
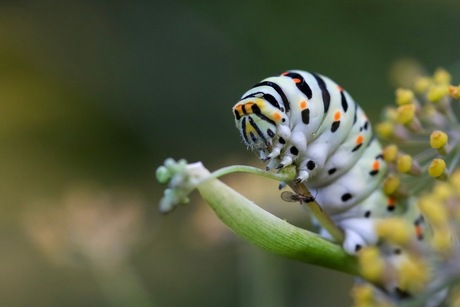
190,165,358,275
206,164,297,183
205,164,344,243
289,183,345,243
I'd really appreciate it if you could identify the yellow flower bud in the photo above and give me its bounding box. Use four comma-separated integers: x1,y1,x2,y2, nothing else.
428,159,447,178
449,85,460,99
427,85,449,102
397,154,412,173
383,176,400,195
431,227,453,254
376,218,411,245
351,284,376,307
433,182,453,200
433,68,451,85
414,76,431,94
430,130,448,149
395,88,414,105
417,196,447,226
449,170,460,191
383,144,398,162
358,247,385,282
397,104,415,124
430,130,449,154
397,257,430,294
376,122,394,139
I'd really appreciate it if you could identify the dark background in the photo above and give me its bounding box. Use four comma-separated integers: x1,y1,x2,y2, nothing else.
1,1,459,306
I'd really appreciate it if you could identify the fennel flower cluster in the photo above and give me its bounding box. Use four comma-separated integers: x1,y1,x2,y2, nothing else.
353,68,460,306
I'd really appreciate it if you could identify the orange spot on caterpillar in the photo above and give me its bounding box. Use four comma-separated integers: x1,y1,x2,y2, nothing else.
337,85,343,91
300,100,307,109
356,135,364,145
293,78,301,83
274,113,282,121
281,72,289,76
387,197,395,208
334,111,341,121
372,160,380,171
415,224,423,239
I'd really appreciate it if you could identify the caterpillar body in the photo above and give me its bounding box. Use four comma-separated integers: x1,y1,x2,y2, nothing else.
232,70,423,254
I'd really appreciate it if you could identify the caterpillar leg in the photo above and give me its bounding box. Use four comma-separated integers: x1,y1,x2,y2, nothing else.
274,130,308,174
266,124,292,163
258,149,270,162
295,169,310,183
319,217,379,255
339,218,379,255
267,143,283,161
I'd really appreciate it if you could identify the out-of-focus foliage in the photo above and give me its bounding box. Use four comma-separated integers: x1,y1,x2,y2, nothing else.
1,1,460,306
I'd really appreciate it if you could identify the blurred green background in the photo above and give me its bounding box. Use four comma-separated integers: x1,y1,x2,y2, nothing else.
1,1,459,306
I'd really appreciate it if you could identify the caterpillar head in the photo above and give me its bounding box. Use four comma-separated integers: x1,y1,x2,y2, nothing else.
233,96,287,154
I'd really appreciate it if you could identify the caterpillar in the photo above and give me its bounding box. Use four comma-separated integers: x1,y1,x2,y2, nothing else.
232,70,425,255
